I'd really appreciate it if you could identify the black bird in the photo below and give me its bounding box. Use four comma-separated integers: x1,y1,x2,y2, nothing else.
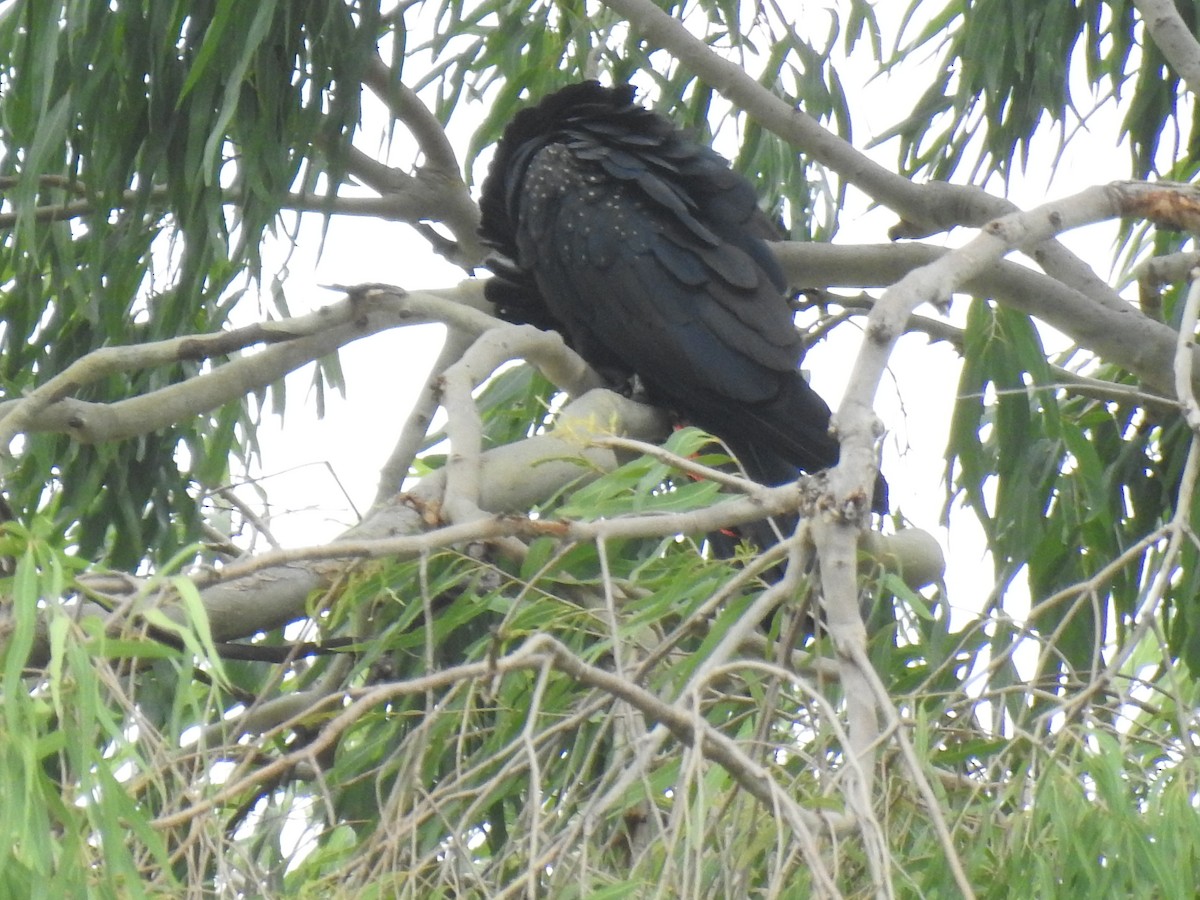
478,81,884,516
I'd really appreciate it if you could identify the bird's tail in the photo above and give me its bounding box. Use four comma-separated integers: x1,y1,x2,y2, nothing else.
701,377,888,571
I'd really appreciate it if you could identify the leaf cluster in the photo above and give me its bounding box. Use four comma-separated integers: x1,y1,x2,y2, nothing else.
0,0,379,565
889,0,1200,182
948,299,1199,673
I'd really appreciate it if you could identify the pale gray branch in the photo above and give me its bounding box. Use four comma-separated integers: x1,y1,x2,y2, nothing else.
373,328,474,506
774,237,1188,400
1135,0,1200,95
51,389,666,645
439,323,607,523
812,180,1195,804
321,55,484,266
603,0,1131,320
0,283,493,449
363,55,461,177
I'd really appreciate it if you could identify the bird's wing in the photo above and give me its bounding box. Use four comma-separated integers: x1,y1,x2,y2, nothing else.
478,81,852,482
516,141,800,404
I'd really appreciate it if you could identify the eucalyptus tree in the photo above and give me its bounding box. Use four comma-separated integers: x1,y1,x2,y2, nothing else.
0,1,1196,896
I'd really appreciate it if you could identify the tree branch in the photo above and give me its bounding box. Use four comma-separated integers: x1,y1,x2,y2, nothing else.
0,284,488,449
774,239,1189,399
1135,0,1200,96
604,0,1132,319
438,323,607,524
812,180,1200,802
372,327,474,506
151,633,834,870
49,389,667,645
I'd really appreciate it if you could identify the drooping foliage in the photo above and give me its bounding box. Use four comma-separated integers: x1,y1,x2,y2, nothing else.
0,1,1198,896
0,0,377,566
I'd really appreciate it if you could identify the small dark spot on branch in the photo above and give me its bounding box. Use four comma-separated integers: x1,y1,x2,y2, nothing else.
177,339,205,360
866,320,895,344
334,283,408,304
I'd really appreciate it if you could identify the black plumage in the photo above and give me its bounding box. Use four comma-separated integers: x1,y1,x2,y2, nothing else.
479,81,884,512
